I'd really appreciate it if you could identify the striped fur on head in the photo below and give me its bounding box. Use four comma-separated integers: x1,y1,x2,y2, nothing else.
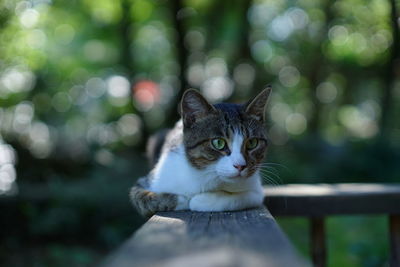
180,88,271,176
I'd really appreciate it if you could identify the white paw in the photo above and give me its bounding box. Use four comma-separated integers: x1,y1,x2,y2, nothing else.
189,193,220,211
175,195,190,210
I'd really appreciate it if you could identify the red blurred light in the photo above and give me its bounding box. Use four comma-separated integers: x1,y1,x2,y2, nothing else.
132,80,160,104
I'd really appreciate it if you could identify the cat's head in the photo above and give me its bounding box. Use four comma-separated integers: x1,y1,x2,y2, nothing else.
180,88,271,181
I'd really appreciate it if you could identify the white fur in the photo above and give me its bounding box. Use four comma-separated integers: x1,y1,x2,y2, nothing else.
149,131,264,212
215,132,246,179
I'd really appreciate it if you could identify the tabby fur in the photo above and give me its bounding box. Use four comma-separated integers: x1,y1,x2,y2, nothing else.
130,88,271,217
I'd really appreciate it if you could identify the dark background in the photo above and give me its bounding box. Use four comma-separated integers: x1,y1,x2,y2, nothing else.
0,0,399,266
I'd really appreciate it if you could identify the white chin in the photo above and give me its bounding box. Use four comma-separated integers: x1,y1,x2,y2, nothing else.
219,174,241,182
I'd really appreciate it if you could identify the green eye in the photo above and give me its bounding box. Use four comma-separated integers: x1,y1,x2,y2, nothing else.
211,138,226,150
246,138,258,150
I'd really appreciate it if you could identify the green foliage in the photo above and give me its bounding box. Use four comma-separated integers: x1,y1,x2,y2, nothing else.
0,0,399,266
277,216,389,267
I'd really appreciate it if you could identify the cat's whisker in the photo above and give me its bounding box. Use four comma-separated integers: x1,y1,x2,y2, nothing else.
259,173,280,187
258,168,283,185
256,164,281,177
256,162,286,170
261,162,291,172
261,174,288,212
260,175,277,185
256,165,279,175
262,172,282,184
258,166,278,174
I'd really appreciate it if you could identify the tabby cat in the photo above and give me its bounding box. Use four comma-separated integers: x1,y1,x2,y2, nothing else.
130,87,271,217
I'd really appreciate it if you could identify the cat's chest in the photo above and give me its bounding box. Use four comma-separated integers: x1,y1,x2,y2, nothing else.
149,145,219,195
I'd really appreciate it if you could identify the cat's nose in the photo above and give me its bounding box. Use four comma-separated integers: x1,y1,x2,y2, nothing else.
233,164,246,172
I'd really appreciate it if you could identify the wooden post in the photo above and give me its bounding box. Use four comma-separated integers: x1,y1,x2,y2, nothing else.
390,215,400,267
310,217,326,267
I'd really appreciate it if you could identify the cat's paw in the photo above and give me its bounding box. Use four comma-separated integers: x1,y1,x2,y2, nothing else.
189,193,221,211
175,195,190,210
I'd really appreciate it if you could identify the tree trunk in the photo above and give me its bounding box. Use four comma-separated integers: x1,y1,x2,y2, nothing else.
307,0,334,134
168,0,189,124
380,0,400,136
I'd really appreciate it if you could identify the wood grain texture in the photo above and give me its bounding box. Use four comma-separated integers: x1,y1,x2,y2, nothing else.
264,183,400,216
101,207,309,267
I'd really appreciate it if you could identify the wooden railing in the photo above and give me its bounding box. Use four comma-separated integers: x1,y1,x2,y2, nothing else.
102,183,400,267
265,183,400,267
101,207,310,267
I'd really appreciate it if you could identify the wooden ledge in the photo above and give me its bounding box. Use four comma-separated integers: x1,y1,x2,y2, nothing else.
101,208,309,267
264,183,400,216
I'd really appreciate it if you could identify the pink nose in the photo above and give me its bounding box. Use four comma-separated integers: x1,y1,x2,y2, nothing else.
233,164,246,172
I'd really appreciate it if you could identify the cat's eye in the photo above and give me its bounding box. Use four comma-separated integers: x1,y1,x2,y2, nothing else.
211,138,226,150
246,138,258,150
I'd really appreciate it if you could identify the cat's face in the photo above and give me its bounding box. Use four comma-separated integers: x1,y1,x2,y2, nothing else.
180,88,271,181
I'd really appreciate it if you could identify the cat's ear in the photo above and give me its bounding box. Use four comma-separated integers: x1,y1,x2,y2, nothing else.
180,89,216,127
245,86,272,121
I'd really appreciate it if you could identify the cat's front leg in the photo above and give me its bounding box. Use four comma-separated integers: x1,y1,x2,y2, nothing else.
189,190,264,212
130,176,190,216
174,195,190,211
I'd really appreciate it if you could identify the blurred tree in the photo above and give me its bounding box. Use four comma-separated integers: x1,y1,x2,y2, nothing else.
0,0,399,265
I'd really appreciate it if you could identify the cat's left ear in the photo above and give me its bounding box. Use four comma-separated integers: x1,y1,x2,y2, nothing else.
180,89,216,127
245,86,272,121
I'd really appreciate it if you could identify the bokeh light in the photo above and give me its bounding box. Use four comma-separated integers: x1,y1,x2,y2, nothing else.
0,0,398,265
133,80,160,112
0,143,17,195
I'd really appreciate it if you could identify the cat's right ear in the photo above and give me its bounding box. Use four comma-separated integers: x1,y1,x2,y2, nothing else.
180,89,216,127
245,86,272,122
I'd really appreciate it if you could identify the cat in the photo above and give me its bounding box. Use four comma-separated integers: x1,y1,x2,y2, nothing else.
130,87,271,217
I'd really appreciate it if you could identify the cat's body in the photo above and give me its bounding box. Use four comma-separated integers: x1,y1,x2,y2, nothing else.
130,88,271,217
